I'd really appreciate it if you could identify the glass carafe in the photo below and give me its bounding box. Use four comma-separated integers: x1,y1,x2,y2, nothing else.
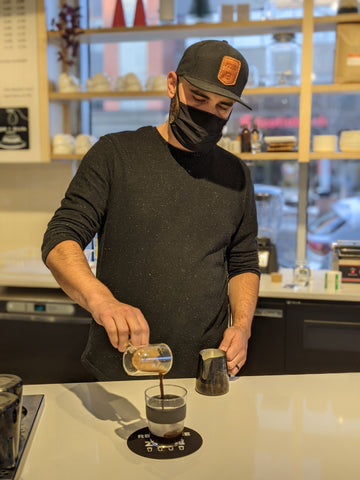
267,32,300,86
123,343,173,376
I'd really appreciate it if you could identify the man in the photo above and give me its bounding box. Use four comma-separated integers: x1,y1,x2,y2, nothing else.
42,40,260,380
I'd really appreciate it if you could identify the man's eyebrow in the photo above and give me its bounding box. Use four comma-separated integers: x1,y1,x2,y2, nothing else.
189,87,234,107
189,86,209,98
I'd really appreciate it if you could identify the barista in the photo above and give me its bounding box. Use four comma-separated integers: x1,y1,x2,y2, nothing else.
42,40,260,380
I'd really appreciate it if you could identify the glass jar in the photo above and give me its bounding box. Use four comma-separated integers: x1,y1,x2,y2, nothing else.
293,259,311,287
267,32,301,86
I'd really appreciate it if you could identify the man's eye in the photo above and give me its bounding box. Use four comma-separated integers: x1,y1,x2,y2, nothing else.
219,105,232,112
193,96,205,103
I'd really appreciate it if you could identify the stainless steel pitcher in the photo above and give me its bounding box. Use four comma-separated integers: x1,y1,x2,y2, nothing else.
195,348,229,396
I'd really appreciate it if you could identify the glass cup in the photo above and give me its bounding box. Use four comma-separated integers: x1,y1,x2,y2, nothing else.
123,343,173,376
145,384,187,441
293,259,311,287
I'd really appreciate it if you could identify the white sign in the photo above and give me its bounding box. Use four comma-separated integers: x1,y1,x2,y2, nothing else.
0,0,41,162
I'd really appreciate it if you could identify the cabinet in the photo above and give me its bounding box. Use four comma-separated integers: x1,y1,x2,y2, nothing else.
285,299,360,374
241,299,286,375
0,299,95,384
241,296,360,376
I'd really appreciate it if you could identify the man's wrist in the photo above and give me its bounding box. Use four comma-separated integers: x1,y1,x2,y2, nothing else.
230,323,251,341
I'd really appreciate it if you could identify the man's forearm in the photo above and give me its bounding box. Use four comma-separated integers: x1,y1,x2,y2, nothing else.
45,240,114,313
228,272,260,339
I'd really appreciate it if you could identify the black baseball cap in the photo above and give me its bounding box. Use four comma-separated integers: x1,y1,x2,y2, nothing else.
176,40,251,110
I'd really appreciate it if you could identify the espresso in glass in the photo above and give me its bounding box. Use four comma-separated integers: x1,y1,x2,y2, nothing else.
145,384,187,440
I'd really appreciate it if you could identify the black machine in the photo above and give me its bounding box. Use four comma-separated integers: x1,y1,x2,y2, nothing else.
258,236,278,273
255,185,283,273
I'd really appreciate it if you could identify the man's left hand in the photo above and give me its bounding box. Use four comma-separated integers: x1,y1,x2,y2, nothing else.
219,325,249,376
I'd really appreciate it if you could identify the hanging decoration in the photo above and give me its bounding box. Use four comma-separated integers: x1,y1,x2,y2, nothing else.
133,0,147,26
51,3,83,68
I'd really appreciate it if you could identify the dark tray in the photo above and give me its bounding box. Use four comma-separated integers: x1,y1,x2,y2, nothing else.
0,394,44,480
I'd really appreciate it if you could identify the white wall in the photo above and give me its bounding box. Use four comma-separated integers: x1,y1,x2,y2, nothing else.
0,162,73,255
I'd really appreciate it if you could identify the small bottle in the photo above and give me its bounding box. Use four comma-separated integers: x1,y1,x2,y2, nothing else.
251,124,261,153
240,125,251,152
293,259,311,287
123,343,173,376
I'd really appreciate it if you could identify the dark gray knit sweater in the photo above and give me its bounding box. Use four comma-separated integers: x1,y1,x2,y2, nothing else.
42,126,259,379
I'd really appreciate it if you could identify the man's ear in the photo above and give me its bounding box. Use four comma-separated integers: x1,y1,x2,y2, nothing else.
167,71,177,98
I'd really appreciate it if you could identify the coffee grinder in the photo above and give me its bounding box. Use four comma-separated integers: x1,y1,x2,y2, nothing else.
255,185,283,273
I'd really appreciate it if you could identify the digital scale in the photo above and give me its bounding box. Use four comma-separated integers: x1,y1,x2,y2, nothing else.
331,240,360,283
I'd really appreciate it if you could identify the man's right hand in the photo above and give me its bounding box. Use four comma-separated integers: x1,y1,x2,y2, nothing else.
45,240,150,351
89,297,150,351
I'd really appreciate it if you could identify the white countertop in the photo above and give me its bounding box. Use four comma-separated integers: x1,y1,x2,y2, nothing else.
20,373,360,480
260,268,360,302
0,266,358,303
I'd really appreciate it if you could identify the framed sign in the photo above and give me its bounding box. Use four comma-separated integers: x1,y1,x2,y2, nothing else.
0,0,49,162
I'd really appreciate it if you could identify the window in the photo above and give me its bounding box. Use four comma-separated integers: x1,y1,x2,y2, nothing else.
52,0,360,270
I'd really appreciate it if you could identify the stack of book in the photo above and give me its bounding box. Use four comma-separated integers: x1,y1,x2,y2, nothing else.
264,136,297,152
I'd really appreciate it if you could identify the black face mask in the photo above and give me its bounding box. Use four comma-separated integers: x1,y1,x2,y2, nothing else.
170,101,230,153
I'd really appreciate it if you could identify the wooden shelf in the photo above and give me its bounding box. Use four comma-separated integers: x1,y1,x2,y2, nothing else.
236,152,299,161
46,9,360,168
51,153,83,161
49,83,360,102
51,151,300,162
309,151,360,160
49,86,302,101
313,13,360,31
245,85,301,95
49,91,168,101
47,18,303,44
312,83,360,93
47,13,360,45
51,151,360,162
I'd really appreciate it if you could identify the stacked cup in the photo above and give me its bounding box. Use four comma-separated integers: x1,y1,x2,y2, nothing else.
0,374,23,469
312,135,337,152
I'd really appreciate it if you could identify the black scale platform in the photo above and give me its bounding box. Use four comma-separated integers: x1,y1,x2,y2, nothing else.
127,427,202,459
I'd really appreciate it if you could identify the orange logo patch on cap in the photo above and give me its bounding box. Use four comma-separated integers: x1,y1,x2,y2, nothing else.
217,56,241,86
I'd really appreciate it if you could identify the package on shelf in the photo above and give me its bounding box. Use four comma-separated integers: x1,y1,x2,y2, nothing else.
334,23,360,84
221,5,234,22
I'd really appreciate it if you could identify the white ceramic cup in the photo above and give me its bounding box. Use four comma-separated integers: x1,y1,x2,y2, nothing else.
312,135,337,152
